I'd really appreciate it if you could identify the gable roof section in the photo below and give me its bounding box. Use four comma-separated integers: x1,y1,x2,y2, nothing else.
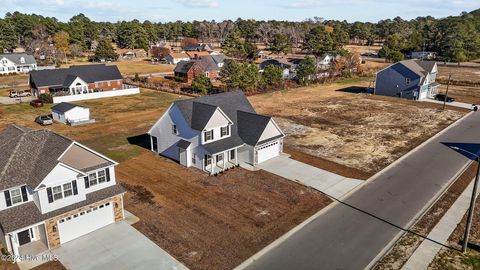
0,125,73,190
0,53,36,65
170,91,283,153
191,102,219,131
237,111,274,145
168,53,189,59
0,125,115,190
29,64,122,88
174,61,196,74
51,102,85,113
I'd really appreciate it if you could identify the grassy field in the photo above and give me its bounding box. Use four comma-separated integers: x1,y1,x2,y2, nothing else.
249,78,466,176
0,88,331,270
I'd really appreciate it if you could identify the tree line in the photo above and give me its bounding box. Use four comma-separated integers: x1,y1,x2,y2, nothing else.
0,9,479,63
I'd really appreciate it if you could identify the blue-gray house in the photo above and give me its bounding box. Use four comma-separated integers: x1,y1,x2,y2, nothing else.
374,59,439,100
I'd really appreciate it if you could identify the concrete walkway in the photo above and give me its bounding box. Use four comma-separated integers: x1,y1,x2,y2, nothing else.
256,155,364,198
422,98,474,110
402,178,478,270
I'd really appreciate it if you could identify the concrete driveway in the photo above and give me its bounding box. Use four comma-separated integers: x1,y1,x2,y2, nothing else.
422,98,474,109
257,155,363,198
53,221,188,270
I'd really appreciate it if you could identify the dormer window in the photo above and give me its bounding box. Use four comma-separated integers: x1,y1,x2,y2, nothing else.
204,130,213,142
221,126,229,137
20,57,25,64
10,188,23,205
405,78,411,85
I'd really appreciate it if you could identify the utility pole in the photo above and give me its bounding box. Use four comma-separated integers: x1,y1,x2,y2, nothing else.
463,157,480,253
442,73,452,110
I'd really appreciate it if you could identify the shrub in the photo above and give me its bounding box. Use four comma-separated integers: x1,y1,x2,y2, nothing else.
38,93,53,103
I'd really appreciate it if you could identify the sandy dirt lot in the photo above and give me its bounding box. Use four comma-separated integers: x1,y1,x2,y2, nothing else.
0,89,331,270
118,151,330,270
437,65,480,83
249,79,466,176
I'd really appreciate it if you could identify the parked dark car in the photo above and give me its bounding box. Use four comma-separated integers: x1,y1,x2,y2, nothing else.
30,100,44,107
435,94,455,103
35,115,53,126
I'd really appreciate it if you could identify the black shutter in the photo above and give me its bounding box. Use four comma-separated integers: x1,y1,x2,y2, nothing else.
105,168,111,182
72,180,78,195
21,186,28,202
4,191,11,207
210,130,214,140
46,187,53,203
84,176,89,188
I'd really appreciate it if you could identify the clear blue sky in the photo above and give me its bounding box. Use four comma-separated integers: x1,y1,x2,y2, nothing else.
2,0,478,23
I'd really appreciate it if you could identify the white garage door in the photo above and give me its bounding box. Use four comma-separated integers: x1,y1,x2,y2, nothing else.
58,202,114,244
256,140,281,164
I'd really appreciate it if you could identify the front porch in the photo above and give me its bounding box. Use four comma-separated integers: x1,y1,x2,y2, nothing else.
204,148,239,175
8,222,49,261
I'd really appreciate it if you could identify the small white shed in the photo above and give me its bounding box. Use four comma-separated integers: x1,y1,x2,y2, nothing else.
51,102,93,125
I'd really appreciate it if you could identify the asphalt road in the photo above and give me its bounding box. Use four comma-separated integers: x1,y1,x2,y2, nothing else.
243,112,480,270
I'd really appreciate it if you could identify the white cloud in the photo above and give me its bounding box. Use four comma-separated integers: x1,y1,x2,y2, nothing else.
180,0,219,8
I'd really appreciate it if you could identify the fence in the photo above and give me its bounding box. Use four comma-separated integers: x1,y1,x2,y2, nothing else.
52,87,140,103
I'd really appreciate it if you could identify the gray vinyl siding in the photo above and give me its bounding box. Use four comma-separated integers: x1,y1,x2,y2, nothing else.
375,64,422,100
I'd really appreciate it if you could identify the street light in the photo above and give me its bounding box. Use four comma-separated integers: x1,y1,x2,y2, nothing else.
449,146,480,253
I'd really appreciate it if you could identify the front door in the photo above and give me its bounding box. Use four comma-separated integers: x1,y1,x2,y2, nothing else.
17,229,31,246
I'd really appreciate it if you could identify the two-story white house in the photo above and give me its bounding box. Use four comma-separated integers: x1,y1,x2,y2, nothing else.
0,125,125,260
148,91,285,174
0,53,37,75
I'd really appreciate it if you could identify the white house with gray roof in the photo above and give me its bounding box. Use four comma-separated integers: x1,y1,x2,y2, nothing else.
0,125,125,261
0,53,37,75
148,91,285,174
374,59,439,100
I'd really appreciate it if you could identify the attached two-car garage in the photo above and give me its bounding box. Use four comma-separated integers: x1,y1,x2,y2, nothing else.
58,201,114,244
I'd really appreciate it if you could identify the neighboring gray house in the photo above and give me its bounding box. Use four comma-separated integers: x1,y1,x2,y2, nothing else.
148,91,285,175
259,58,299,80
0,53,37,75
374,59,439,100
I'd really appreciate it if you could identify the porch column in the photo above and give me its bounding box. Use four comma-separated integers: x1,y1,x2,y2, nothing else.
211,155,214,174
223,151,226,169
235,148,238,164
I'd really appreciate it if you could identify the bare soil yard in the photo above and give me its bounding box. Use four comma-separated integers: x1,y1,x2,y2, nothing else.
249,79,466,175
118,151,330,270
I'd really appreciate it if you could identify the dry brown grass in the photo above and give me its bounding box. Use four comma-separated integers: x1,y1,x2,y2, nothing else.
60,58,175,76
249,80,465,175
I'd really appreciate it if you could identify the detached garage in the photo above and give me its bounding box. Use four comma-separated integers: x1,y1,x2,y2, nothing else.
52,102,94,125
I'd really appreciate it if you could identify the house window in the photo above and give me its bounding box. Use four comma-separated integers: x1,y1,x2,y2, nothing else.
152,136,158,152
221,126,229,137
107,81,111,86
192,153,196,164
172,125,178,135
98,170,106,183
8,67,15,71
20,57,25,64
63,183,73,198
52,186,63,201
216,154,223,163
406,78,411,85
230,149,235,160
204,130,213,142
10,188,23,205
89,172,98,186
204,155,212,166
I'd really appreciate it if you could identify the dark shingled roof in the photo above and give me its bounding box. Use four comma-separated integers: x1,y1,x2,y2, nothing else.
176,139,191,149
203,135,245,154
0,184,125,233
237,110,273,146
0,125,73,190
51,102,85,113
174,61,196,74
29,64,122,88
173,91,283,154
191,102,219,131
